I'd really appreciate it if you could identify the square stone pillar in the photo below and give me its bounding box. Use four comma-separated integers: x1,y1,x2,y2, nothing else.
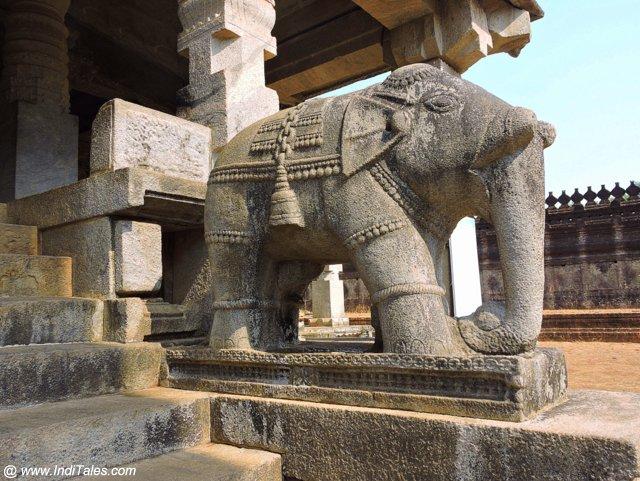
176,0,280,156
0,0,78,201
310,265,349,327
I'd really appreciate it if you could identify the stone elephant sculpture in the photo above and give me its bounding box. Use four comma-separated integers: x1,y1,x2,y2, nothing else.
204,63,555,356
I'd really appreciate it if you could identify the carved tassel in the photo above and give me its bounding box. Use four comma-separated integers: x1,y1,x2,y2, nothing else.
269,162,305,227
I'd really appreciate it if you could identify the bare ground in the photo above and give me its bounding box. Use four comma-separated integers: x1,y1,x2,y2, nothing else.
540,341,640,392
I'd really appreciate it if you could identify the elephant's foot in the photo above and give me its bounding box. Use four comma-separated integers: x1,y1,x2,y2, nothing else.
376,289,472,356
209,300,282,351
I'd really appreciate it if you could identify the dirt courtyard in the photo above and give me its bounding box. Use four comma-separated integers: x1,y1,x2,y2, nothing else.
540,341,640,392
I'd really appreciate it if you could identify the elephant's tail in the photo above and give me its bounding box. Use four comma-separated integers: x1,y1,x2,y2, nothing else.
457,303,538,355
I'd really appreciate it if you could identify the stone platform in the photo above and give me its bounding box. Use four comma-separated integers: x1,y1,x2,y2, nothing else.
164,344,567,422
208,390,640,481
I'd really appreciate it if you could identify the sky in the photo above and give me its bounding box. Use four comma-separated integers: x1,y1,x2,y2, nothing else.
322,1,639,316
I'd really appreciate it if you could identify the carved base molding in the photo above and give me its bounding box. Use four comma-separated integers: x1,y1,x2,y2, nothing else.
164,344,567,421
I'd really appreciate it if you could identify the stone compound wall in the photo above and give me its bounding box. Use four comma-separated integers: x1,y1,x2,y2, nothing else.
476,181,640,310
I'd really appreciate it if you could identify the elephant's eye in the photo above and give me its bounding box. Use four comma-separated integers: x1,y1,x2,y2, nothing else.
424,94,459,113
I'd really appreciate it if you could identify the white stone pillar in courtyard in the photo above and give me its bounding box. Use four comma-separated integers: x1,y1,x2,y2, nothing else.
0,0,78,201
310,265,349,327
176,0,280,159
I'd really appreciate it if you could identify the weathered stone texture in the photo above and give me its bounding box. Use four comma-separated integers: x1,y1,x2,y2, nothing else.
0,103,79,201
165,347,567,422
0,223,37,255
211,391,640,481
114,220,162,295
0,388,211,481
177,0,280,150
6,167,206,230
90,99,212,182
104,297,152,343
41,217,114,298
0,297,103,346
78,443,282,481
204,64,554,356
0,342,163,409
0,253,72,297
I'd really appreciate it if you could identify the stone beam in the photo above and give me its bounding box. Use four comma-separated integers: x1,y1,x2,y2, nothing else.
353,0,437,29
0,0,79,201
176,0,280,152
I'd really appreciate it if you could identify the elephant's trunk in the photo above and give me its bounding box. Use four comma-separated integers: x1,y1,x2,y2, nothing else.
459,119,551,355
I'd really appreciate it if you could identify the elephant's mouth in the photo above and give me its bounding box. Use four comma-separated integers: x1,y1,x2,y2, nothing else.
472,107,538,169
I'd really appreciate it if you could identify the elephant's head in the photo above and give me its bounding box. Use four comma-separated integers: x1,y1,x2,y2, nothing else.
342,64,555,355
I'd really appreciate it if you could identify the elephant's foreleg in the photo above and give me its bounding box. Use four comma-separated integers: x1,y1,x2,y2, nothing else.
349,221,465,356
207,240,279,351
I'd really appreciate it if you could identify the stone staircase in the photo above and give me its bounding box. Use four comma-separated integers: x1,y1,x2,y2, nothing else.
0,214,282,481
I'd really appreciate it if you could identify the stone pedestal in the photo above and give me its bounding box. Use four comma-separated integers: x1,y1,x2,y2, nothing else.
206,390,640,481
310,265,349,327
165,346,567,422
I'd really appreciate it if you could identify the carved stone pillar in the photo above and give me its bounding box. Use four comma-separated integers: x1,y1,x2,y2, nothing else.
310,265,349,328
0,0,78,201
176,0,280,157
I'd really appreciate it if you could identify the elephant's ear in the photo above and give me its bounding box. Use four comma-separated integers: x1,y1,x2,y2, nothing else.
341,95,407,176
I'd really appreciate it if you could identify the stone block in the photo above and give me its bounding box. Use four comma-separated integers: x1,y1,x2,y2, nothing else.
41,217,114,298
104,297,152,343
0,342,163,409
0,102,78,202
0,223,38,255
0,388,211,481
0,297,103,346
7,167,206,230
78,443,282,481
145,300,200,337
90,99,212,183
114,220,162,295
165,347,567,421
0,253,72,297
210,390,640,481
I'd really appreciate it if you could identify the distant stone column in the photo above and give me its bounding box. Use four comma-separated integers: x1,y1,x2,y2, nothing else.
176,0,280,159
310,265,349,327
0,0,78,201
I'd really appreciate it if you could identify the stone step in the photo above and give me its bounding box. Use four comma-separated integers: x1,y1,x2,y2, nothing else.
0,204,7,223
0,342,163,409
0,253,72,297
76,443,282,481
0,297,103,346
146,300,199,337
0,223,38,255
0,388,211,481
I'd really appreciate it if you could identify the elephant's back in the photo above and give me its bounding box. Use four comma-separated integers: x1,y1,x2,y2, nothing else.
212,95,351,182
